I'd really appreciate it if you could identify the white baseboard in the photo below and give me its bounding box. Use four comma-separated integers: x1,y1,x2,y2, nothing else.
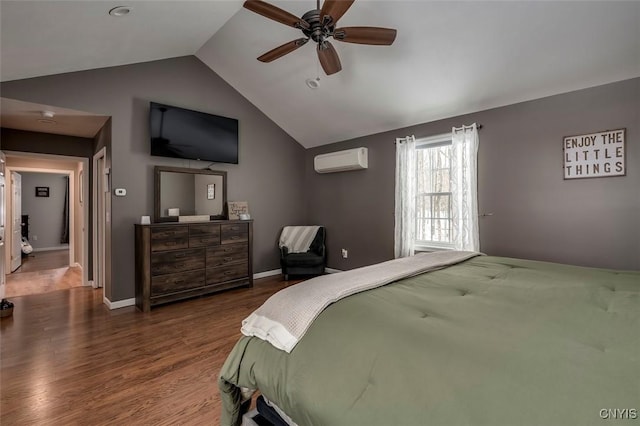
253,269,281,279
103,296,135,310
325,267,343,274
33,245,69,252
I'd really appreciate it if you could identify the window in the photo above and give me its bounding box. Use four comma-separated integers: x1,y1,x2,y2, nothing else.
415,134,454,249
394,125,479,258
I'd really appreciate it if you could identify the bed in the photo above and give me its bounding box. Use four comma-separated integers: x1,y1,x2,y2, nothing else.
219,253,639,426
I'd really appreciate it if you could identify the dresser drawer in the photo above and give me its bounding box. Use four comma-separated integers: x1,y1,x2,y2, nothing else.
221,223,248,244
151,248,205,276
151,270,205,296
206,243,248,267
206,262,248,285
151,226,189,252
189,224,220,247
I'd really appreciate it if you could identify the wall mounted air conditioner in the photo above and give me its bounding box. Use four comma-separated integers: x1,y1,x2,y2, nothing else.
314,147,368,174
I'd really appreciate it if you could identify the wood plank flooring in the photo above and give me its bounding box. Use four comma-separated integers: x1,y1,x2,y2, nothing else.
13,249,69,273
0,275,302,425
5,250,82,298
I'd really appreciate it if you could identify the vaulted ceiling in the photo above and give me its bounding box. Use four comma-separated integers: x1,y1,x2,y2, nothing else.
2,1,639,147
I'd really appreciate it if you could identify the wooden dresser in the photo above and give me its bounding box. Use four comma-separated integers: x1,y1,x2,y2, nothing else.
134,220,253,312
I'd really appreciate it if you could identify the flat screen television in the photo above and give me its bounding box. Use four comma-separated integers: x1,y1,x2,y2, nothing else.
149,102,239,164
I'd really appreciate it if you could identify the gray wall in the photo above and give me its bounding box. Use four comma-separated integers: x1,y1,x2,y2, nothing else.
20,172,68,250
1,56,307,301
0,128,95,158
306,78,640,271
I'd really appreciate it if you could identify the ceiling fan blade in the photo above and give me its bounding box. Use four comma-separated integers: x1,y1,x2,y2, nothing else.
243,0,310,30
257,38,309,62
320,0,355,25
333,27,397,45
317,41,342,75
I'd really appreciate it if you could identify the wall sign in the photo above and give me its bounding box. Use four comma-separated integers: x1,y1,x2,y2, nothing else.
227,201,249,220
35,186,50,197
563,129,625,179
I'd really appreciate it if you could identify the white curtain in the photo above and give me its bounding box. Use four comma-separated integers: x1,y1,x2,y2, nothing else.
451,124,480,252
394,135,416,258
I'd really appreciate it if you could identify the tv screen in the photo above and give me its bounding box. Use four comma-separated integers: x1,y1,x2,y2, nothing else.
150,102,239,164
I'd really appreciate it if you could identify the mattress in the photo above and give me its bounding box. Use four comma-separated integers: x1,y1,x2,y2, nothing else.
219,256,640,426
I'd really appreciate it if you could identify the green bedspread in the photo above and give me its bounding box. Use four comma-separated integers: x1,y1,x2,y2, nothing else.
219,256,640,426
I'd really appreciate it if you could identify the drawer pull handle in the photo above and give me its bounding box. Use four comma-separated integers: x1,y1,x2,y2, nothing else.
174,253,187,258
224,248,232,252
224,257,233,262
225,271,234,275
232,236,240,240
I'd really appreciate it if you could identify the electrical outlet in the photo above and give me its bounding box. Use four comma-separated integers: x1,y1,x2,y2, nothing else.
33,235,38,241
341,249,348,259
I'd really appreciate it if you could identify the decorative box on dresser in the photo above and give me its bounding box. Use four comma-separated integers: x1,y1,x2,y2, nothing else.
135,220,253,312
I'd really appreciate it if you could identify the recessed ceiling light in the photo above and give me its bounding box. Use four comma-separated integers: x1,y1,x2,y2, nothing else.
305,78,320,89
109,6,132,17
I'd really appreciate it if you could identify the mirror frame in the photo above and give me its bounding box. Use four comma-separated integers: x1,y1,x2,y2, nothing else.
154,165,227,222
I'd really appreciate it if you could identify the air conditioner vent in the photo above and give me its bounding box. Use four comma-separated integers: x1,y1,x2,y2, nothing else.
314,148,368,174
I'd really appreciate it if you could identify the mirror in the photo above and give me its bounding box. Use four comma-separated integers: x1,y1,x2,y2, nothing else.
154,166,227,222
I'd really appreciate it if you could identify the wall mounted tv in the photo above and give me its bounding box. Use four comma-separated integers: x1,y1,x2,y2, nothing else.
149,102,239,164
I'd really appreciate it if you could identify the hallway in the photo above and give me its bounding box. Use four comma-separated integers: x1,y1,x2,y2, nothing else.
5,249,82,298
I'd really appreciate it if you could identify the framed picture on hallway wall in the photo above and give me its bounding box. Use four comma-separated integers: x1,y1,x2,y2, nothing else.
35,186,49,197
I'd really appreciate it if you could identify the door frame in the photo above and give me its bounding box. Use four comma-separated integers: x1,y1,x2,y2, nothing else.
9,171,22,272
4,153,89,286
92,147,106,291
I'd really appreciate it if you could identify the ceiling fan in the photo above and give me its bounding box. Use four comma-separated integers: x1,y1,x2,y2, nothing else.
243,0,397,76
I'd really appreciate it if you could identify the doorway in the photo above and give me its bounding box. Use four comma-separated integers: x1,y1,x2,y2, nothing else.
3,153,89,298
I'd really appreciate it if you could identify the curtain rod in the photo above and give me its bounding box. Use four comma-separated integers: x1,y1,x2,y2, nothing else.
394,124,483,144
455,124,483,130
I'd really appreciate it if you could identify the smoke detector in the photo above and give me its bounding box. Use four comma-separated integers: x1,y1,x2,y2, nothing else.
109,6,132,17
305,77,320,89
38,110,57,124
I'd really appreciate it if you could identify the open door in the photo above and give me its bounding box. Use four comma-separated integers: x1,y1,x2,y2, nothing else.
10,172,21,272
0,154,6,298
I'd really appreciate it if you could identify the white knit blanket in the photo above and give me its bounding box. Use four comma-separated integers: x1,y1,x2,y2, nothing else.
241,251,481,352
278,226,321,253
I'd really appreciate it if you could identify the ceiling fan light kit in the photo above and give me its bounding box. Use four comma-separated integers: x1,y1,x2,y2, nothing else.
243,0,397,76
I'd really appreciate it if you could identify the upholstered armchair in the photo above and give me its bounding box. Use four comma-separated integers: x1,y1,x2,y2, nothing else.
279,226,326,280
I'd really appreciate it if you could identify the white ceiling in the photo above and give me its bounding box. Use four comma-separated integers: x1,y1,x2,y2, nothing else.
2,1,639,148
0,0,243,81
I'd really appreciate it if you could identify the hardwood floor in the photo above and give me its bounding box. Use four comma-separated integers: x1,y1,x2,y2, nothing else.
5,250,82,298
0,274,302,425
13,249,70,273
